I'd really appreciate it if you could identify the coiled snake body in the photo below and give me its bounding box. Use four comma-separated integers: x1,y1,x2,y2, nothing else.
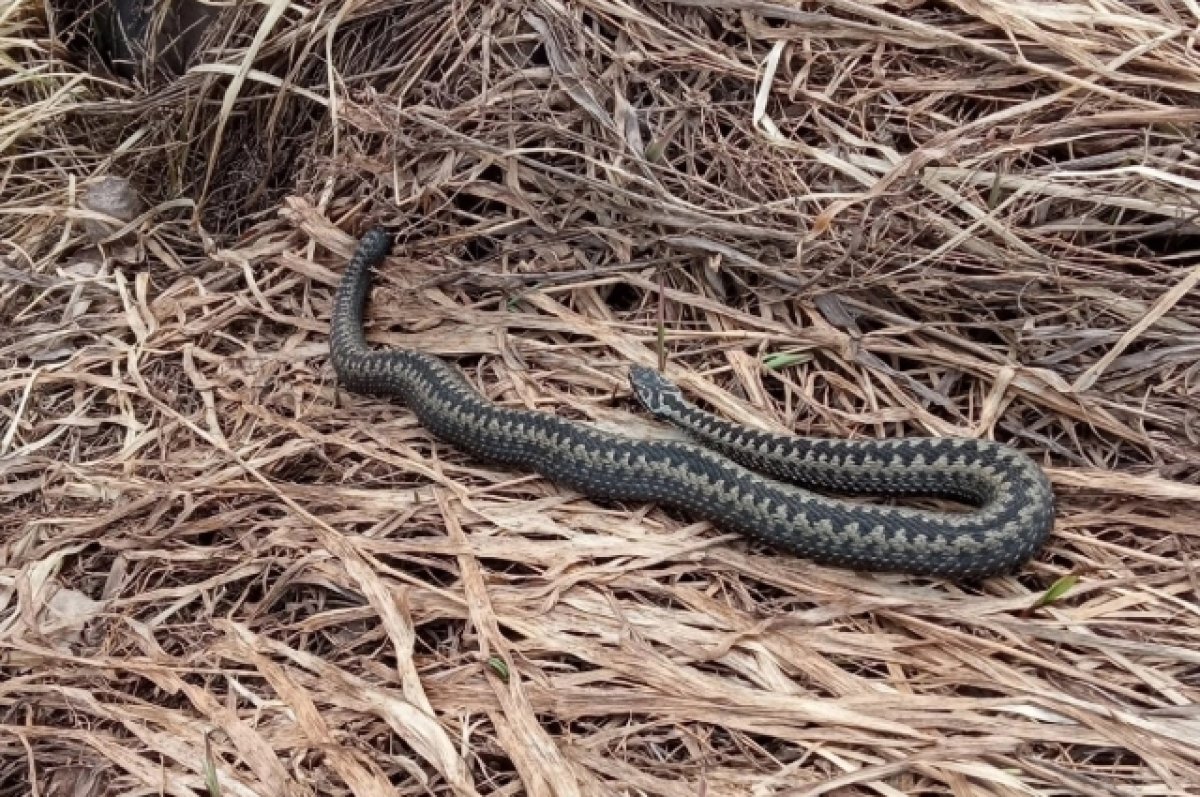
331,228,1055,578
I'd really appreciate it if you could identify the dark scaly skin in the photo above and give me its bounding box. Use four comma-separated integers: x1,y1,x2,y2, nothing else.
330,227,1055,578
629,366,1053,508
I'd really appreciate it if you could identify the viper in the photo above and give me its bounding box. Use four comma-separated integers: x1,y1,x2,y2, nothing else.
329,227,1055,578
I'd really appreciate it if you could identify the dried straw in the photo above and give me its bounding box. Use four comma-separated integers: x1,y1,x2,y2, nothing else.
3,0,1199,795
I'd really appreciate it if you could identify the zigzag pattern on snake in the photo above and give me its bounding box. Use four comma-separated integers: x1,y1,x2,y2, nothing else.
329,227,1055,578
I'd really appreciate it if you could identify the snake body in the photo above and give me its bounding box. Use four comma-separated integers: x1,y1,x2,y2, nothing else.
330,228,1055,578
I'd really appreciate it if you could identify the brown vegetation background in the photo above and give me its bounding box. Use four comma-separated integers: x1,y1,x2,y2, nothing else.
3,0,1199,795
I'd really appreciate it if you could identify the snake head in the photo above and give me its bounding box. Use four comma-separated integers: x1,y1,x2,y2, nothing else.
629,365,688,418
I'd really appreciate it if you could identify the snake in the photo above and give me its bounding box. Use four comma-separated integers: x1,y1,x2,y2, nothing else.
330,227,1055,578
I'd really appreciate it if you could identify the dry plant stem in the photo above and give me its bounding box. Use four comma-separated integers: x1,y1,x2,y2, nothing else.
3,0,1199,795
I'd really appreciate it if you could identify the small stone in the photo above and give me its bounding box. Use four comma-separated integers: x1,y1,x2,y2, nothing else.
81,175,143,243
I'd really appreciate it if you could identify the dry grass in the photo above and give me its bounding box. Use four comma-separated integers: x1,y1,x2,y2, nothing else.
4,0,1200,795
